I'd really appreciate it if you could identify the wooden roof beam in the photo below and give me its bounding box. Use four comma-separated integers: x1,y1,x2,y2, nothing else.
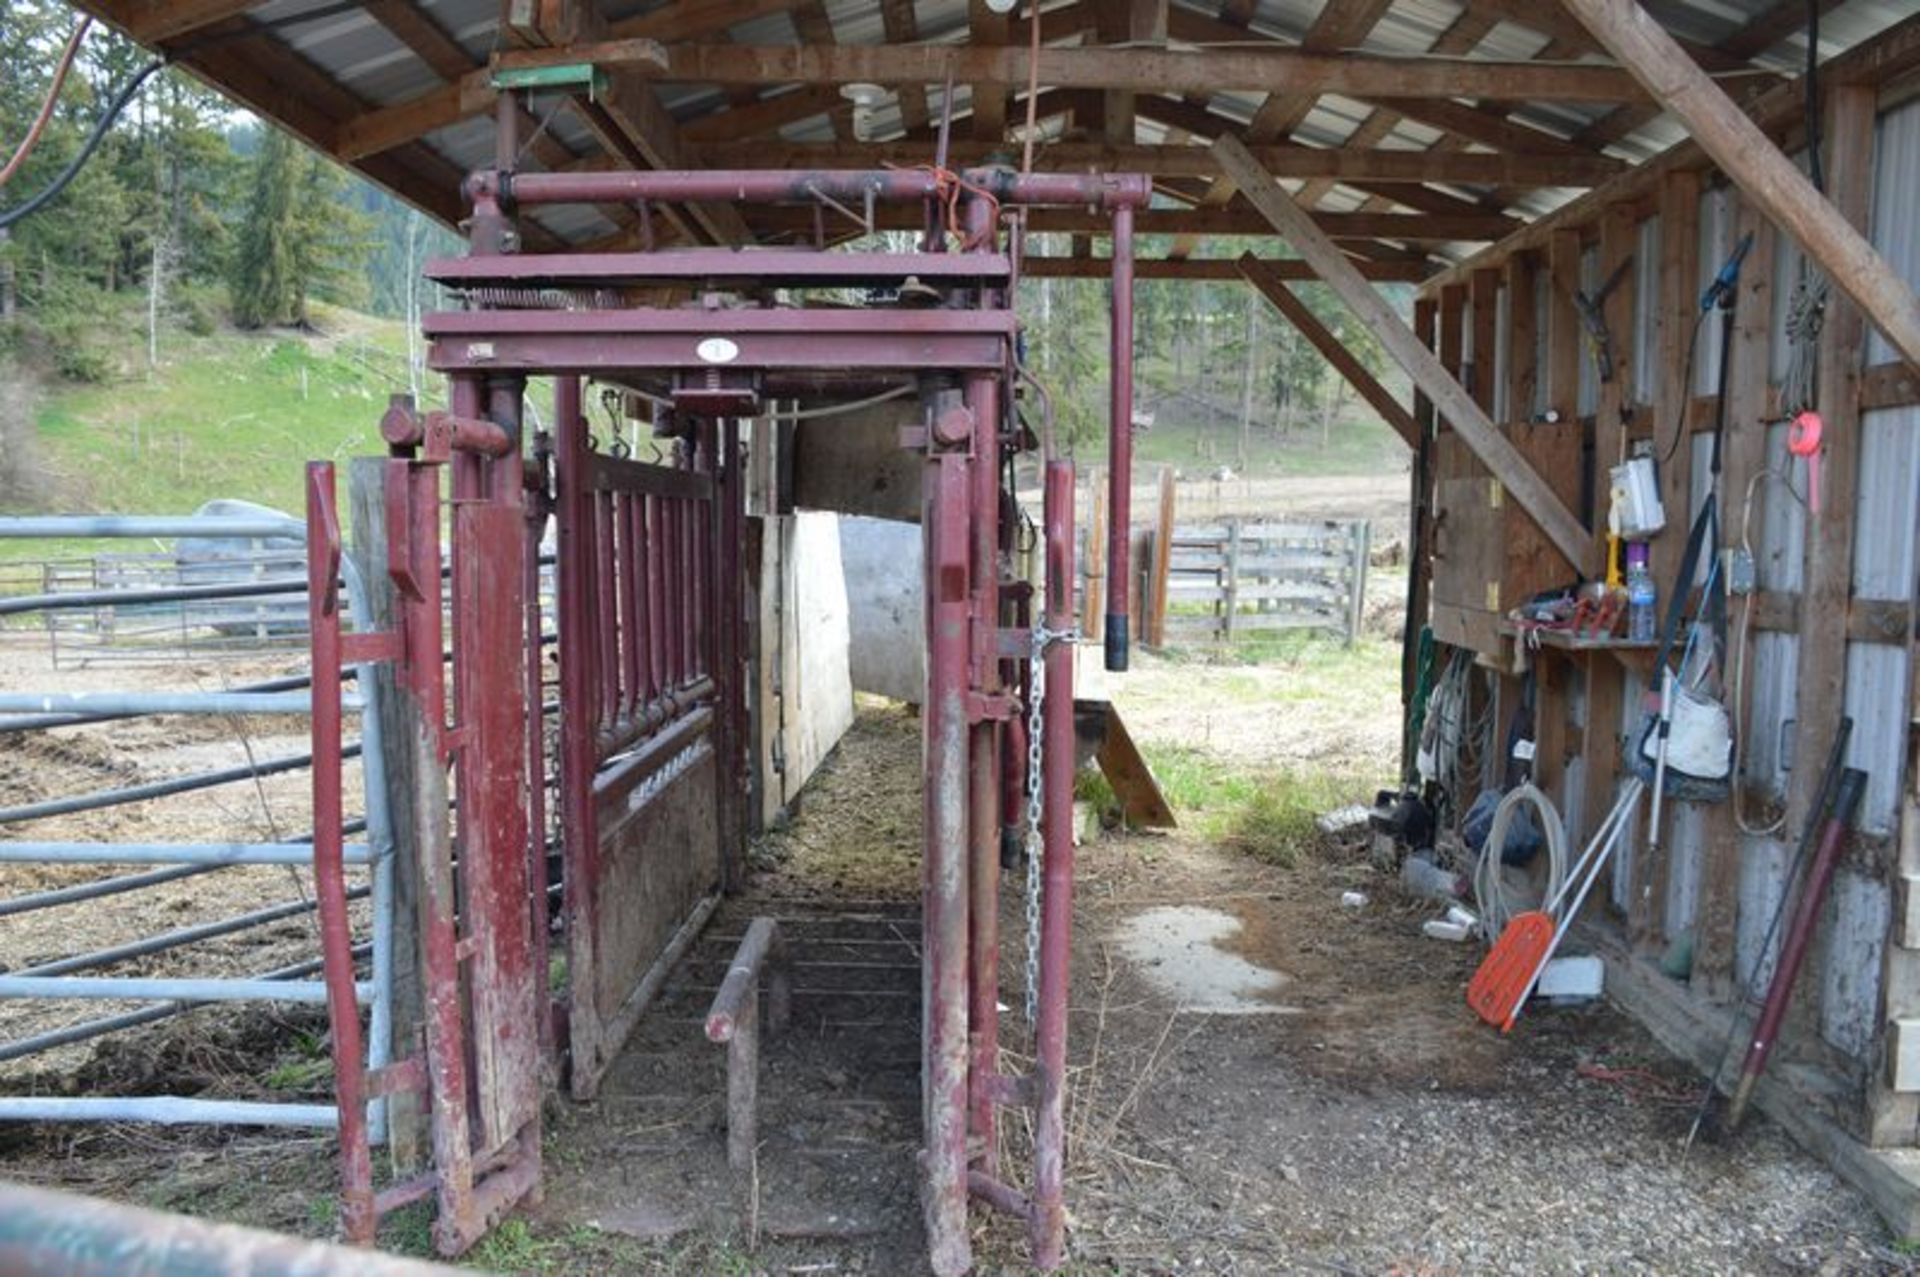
1024,256,1429,282
495,39,1661,103
695,137,1620,186
879,0,929,132
1562,0,1920,369
122,0,260,44
969,0,1009,143
1214,133,1597,574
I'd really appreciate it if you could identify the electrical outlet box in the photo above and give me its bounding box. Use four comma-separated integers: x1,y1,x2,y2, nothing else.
1724,547,1756,596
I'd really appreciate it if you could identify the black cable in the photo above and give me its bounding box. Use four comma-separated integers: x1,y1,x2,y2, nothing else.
0,58,163,231
1659,309,1709,465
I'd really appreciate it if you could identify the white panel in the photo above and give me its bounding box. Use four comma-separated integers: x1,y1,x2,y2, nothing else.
1744,631,1799,800
1852,407,1920,601
1842,642,1910,836
1697,185,1737,395
1735,833,1791,992
1494,284,1511,424
1633,216,1662,409
1869,99,1920,365
1820,870,1889,1060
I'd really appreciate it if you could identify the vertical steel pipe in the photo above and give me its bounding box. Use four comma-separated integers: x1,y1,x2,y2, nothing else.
1031,460,1076,1269
305,463,375,1244
965,369,1003,1174
1104,203,1135,672
921,452,973,1277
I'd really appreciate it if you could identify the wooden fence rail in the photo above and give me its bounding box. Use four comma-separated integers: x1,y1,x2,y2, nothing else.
1116,517,1371,647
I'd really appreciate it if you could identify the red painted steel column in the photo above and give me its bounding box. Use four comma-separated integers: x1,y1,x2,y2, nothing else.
965,363,1003,1174
1105,203,1135,672
1032,459,1076,1268
922,451,973,1277
305,462,374,1244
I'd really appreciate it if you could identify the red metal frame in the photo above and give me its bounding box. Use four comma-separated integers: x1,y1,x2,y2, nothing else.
336,149,1149,1269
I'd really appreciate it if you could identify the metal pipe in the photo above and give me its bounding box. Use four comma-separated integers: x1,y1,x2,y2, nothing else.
0,515,302,539
921,450,973,1277
0,669,329,733
963,359,1003,1175
0,1180,460,1276
0,946,365,1064
1726,767,1868,1129
306,461,376,1243
1031,459,1077,1269
0,819,366,918
0,976,369,1003
1104,202,1135,672
0,1098,339,1128
0,842,371,866
0,691,325,716
487,168,1150,210
0,744,360,825
0,574,308,617
16,887,366,977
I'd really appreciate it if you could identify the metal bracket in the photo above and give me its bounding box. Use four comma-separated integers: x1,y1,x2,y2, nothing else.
491,62,610,100
967,691,1016,723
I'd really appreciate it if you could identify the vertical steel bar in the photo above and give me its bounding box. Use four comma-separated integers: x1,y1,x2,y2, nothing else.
964,367,1002,1174
555,385,605,1101
645,493,666,709
1032,459,1076,1269
1104,203,1135,672
305,462,374,1244
921,452,973,1277
594,491,619,733
618,493,642,723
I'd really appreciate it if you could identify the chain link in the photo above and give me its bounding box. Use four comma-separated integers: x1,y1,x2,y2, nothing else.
1022,621,1078,1027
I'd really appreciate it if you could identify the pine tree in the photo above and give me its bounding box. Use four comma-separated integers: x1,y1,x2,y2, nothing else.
229,126,298,328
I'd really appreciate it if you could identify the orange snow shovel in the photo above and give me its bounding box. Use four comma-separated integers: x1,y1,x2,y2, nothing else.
1468,778,1644,1031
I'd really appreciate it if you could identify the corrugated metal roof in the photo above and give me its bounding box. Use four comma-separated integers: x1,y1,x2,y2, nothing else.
76,0,1920,258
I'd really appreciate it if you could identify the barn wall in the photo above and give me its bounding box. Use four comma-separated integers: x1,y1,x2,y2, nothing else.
1411,74,1920,1153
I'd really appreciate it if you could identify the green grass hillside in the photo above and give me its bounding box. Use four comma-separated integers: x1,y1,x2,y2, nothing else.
4,297,437,565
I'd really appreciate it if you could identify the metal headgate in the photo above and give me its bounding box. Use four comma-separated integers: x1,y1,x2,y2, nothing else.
553,386,747,1098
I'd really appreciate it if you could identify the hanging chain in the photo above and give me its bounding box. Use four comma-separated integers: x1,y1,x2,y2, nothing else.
1023,620,1078,1027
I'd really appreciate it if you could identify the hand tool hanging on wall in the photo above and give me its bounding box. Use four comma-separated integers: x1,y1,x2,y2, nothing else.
1572,257,1633,386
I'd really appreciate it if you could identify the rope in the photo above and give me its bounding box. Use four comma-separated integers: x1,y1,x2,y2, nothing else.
1472,782,1569,938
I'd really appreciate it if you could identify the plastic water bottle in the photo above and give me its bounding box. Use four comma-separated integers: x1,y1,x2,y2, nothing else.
1625,541,1656,643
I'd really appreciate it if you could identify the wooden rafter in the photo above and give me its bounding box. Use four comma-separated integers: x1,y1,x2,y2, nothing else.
695,137,1622,186
1215,133,1597,574
1562,0,1920,368
494,39,1658,103
969,0,1009,143
879,0,929,132
1169,0,1395,260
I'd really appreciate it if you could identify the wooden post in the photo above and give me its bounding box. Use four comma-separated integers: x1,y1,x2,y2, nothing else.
1084,469,1107,643
1693,194,1777,1004
347,456,426,1174
1559,0,1920,370
1150,467,1175,647
1547,229,1583,428
1222,517,1241,642
1213,135,1598,577
1469,267,1499,416
1347,520,1370,648
1632,169,1701,957
1505,252,1538,424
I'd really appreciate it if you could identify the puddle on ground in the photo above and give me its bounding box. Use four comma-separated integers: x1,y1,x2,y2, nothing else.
1114,905,1301,1015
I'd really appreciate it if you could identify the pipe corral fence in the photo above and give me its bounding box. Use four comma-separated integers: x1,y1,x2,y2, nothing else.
0,512,399,1137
